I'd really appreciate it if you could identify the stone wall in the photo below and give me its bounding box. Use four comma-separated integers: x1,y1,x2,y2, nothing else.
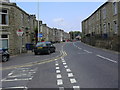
82,35,120,52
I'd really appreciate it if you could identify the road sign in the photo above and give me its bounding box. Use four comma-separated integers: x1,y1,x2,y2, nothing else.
16,29,23,54
17,29,23,36
38,33,43,37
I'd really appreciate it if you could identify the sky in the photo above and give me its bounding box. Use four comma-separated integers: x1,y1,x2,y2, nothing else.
10,0,106,32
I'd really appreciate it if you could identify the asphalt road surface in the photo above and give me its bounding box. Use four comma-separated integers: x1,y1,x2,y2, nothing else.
0,42,119,90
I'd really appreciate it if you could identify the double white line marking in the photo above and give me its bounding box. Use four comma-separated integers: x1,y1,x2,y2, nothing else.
55,61,63,86
56,58,80,90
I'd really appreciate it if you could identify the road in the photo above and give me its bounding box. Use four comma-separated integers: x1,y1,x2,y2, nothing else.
0,42,119,90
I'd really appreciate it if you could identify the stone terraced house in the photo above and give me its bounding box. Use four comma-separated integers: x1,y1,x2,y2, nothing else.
82,1,120,51
0,1,37,55
82,1,119,37
0,0,70,55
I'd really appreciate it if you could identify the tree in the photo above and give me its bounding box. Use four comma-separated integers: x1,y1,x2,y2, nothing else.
69,31,83,40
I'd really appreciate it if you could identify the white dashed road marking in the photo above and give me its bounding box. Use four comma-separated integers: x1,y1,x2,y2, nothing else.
63,63,67,65
57,74,62,79
8,73,13,76
73,86,80,88
68,73,74,78
73,86,80,90
64,65,68,68
70,78,77,84
55,63,59,66
55,53,80,89
66,69,71,72
73,43,82,50
1,67,37,90
84,50,92,53
62,60,65,63
78,53,86,54
1,78,32,82
8,74,32,78
56,70,61,73
57,79,63,85
59,87,64,90
56,67,60,70
2,86,28,89
96,55,117,63
73,43,93,54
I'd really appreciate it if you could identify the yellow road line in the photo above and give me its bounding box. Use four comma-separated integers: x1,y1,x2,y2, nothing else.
0,50,67,71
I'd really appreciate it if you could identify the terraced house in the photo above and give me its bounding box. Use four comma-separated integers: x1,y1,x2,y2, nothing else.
0,1,37,55
0,0,70,55
38,21,70,42
82,1,120,51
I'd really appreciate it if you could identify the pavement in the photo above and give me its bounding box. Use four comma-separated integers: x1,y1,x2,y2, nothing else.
0,42,119,90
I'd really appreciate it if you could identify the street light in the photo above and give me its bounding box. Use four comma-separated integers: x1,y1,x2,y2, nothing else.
37,0,40,42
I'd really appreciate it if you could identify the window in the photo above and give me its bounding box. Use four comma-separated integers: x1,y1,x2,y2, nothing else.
108,23,111,35
0,34,8,49
102,7,106,19
96,11,100,21
113,21,118,34
96,24,99,34
113,2,117,15
0,9,8,25
28,16,30,22
21,13,24,25
103,24,107,34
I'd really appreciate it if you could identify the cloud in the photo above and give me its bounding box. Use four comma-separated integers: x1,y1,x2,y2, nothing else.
53,18,64,23
53,18,68,28
52,18,81,32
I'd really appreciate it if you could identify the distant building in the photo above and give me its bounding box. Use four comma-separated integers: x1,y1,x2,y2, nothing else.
63,32,70,41
38,22,70,42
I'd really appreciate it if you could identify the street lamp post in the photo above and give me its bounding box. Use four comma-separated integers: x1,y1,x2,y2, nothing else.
37,0,40,42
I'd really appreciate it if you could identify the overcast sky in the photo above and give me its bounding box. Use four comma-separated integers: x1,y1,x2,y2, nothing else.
10,0,106,32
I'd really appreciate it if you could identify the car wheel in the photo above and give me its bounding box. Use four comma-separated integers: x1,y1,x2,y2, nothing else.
34,52,38,55
2,55,8,62
53,49,56,52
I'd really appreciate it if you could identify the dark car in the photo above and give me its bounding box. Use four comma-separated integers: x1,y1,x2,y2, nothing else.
0,49,10,62
34,42,56,55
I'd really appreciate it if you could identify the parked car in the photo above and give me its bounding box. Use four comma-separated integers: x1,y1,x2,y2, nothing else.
34,42,56,55
0,49,10,62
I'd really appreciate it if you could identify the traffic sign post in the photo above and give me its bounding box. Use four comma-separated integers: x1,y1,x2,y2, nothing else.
38,33,43,37
17,29,24,54
17,29,23,36
38,33,43,42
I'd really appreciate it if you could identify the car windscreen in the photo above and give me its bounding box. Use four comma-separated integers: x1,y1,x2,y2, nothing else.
36,42,46,47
